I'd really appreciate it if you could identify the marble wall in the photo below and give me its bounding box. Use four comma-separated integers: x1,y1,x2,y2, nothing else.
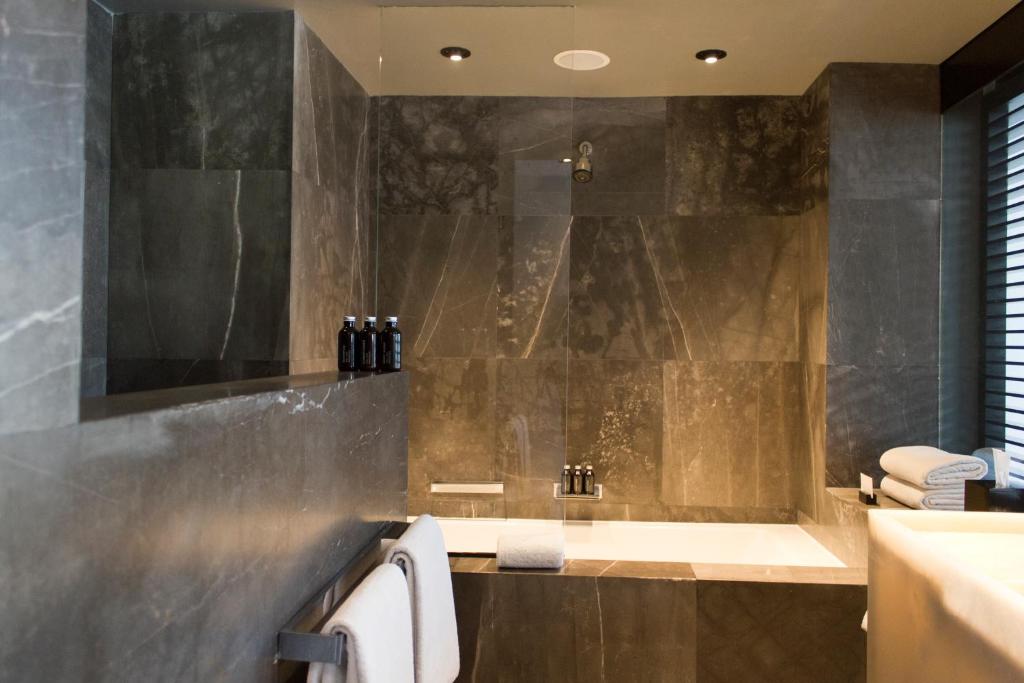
0,0,86,433
103,11,294,393
822,64,941,485
290,16,373,374
0,372,408,681
378,95,805,521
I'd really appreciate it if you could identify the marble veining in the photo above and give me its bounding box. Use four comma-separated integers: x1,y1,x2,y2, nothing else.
0,0,86,432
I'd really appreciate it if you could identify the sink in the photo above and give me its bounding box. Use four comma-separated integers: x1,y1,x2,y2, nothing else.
868,510,1024,682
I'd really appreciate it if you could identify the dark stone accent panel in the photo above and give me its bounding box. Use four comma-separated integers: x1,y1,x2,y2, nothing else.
826,199,940,366
496,97,572,216
0,0,85,433
0,372,408,682
571,97,667,216
452,568,698,683
107,170,291,368
497,215,570,360
82,0,113,398
825,364,939,485
496,359,566,519
378,96,499,215
666,97,802,216
566,360,663,506
662,362,802,510
828,63,940,200
799,206,828,365
377,215,498,360
569,215,799,362
111,12,294,171
696,580,866,682
407,359,496,513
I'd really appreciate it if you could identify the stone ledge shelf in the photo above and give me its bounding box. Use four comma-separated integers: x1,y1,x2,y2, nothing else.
80,370,396,422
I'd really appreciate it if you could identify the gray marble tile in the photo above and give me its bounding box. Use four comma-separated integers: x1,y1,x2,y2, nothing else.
452,569,697,683
829,63,940,201
496,97,572,216
495,359,566,519
377,215,498,360
643,215,800,362
569,215,669,360
107,170,291,366
571,97,667,216
799,206,828,365
827,199,939,366
292,16,371,198
0,0,86,433
497,215,570,360
378,96,499,214
110,11,294,170
667,96,802,216
662,361,801,509
569,215,799,362
0,372,408,682
696,580,866,682
407,359,497,509
290,171,371,373
800,67,830,210
566,360,663,505
825,364,939,486
793,362,826,519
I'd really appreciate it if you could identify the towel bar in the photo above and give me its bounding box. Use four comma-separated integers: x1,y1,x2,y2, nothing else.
276,521,409,669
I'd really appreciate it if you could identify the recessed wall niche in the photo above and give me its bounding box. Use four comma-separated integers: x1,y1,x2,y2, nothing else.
82,6,373,396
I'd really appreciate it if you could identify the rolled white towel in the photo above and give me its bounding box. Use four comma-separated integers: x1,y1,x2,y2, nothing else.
880,475,964,511
496,532,565,569
879,446,987,488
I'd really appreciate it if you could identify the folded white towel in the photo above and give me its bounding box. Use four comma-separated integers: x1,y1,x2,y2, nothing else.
384,515,460,683
307,563,414,683
879,446,987,488
880,475,965,511
496,532,565,569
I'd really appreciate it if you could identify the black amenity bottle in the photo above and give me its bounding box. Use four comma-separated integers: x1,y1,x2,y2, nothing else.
359,316,379,371
337,315,358,371
381,316,402,372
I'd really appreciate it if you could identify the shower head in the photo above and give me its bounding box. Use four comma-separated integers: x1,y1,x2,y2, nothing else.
573,141,593,183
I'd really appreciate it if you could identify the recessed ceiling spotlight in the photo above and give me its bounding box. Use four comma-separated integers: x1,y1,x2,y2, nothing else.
440,46,471,62
553,50,610,71
696,49,727,64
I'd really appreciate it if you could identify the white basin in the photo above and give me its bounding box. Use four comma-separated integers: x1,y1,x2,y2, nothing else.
868,510,1024,682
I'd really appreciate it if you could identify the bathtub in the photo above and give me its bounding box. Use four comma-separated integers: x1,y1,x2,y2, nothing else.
428,517,845,568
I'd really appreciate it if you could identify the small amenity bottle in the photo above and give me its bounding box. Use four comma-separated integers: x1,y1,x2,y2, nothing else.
381,316,402,372
584,465,595,495
337,315,358,371
572,465,583,495
560,466,572,495
359,316,379,371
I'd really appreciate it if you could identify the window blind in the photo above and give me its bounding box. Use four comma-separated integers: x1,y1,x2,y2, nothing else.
984,82,1024,486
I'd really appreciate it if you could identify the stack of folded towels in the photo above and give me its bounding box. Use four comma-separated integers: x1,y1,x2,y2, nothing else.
879,446,989,510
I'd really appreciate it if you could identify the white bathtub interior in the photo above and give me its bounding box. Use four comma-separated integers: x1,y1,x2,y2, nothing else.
421,517,845,568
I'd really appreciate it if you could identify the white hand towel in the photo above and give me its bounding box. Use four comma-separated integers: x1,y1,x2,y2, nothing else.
307,563,414,683
496,532,565,569
880,475,965,511
879,446,987,488
384,515,460,683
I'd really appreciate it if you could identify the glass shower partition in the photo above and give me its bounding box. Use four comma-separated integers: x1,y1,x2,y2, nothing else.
376,5,575,523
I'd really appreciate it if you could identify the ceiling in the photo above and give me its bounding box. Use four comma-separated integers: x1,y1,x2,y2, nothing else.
96,0,1019,97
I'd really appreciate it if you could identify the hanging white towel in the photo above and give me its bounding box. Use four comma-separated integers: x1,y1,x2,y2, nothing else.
880,475,965,511
879,446,987,488
307,563,414,683
384,515,460,683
